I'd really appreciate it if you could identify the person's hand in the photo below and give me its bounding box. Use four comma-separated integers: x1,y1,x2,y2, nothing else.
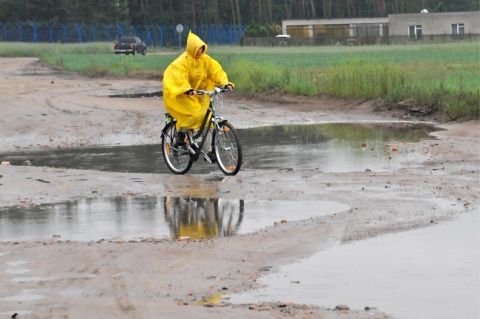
185,89,197,95
223,84,234,91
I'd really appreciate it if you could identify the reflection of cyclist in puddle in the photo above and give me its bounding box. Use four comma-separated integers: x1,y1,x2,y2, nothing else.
162,31,234,163
164,197,243,239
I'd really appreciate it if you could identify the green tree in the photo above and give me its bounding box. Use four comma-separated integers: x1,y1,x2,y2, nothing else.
0,0,477,26
243,20,261,37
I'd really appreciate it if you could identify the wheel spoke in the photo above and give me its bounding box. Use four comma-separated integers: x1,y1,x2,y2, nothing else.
215,122,242,175
162,122,193,174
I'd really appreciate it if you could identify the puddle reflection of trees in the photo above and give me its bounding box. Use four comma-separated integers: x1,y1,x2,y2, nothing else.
319,123,437,144
0,196,245,241
164,197,244,239
243,123,436,145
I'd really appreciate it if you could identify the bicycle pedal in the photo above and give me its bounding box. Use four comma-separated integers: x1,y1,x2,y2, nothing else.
203,152,217,164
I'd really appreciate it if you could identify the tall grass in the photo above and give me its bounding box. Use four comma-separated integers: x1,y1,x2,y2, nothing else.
43,53,168,77
0,42,169,77
223,43,479,121
0,42,112,57
0,41,478,120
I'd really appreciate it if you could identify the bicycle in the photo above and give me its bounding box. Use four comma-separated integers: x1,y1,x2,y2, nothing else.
161,87,242,176
164,197,245,238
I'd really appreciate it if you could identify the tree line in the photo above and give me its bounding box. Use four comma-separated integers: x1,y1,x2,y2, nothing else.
0,0,477,26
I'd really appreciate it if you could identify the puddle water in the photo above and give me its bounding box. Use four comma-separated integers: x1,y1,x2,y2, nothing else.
6,260,28,267
6,268,30,275
12,70,65,76
0,123,437,174
0,289,44,302
10,277,49,283
109,91,163,98
0,196,348,242
10,273,96,283
229,213,480,319
5,260,30,275
0,121,471,318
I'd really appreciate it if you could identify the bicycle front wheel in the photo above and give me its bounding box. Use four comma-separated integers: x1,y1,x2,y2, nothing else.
161,122,193,174
214,121,242,176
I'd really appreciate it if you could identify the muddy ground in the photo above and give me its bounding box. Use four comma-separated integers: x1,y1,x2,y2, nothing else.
0,58,478,319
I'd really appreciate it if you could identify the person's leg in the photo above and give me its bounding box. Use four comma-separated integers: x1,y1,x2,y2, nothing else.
174,128,188,146
202,129,212,152
202,129,216,163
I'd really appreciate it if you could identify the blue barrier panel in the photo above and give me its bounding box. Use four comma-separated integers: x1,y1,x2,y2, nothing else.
144,25,152,45
0,23,9,42
45,24,55,42
103,24,112,42
15,22,25,42
0,22,245,47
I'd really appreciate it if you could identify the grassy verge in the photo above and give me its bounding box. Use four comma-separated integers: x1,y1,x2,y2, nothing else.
0,42,478,121
221,43,479,121
0,42,112,57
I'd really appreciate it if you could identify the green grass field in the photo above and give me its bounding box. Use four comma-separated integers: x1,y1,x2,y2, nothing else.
0,41,478,121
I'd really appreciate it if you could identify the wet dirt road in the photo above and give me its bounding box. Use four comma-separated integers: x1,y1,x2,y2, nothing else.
0,58,478,319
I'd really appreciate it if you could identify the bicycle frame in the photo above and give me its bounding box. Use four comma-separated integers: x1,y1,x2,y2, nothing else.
185,89,226,162
161,86,242,175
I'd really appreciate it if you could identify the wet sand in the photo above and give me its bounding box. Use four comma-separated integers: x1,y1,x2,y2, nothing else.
0,58,478,319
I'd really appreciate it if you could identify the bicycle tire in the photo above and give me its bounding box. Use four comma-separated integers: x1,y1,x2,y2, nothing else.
214,121,242,176
161,122,193,174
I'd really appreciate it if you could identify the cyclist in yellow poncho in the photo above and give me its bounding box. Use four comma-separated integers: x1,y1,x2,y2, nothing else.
162,31,234,162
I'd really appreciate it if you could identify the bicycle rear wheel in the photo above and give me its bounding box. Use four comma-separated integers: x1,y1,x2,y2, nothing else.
214,121,242,176
162,122,193,174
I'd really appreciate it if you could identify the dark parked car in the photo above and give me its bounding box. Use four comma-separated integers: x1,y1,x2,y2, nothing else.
114,36,147,55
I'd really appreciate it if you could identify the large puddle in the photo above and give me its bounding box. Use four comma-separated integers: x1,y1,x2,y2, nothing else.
229,212,479,319
0,122,436,174
1,121,474,319
0,122,436,243
0,196,348,242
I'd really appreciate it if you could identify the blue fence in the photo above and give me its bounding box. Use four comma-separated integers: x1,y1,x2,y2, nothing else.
0,23,246,47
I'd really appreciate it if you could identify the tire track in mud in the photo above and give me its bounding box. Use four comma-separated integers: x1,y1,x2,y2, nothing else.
94,246,141,317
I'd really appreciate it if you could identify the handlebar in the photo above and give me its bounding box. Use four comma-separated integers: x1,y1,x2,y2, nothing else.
196,86,229,96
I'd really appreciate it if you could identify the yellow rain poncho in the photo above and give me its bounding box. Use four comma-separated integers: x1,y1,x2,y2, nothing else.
162,32,233,130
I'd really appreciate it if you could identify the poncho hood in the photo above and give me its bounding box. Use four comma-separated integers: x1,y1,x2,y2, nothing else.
186,31,208,59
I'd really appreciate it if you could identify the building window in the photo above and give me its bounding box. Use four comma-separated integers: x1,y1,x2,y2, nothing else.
409,25,422,39
452,23,465,38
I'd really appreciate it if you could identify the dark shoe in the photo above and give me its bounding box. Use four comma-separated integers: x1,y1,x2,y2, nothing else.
174,132,186,146
204,151,217,163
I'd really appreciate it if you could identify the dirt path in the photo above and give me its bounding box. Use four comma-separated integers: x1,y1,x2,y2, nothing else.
0,58,478,319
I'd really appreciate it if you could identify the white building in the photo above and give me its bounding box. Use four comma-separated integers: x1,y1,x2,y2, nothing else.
280,11,480,45
389,11,479,38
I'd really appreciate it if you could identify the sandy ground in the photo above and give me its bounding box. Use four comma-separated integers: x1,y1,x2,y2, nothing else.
0,58,478,319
